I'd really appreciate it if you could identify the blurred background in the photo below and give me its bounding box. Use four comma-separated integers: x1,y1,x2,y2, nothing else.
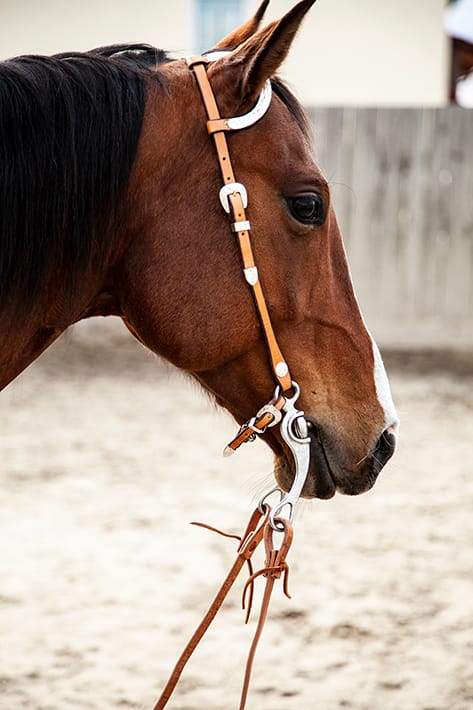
1,2,473,710
0,0,451,106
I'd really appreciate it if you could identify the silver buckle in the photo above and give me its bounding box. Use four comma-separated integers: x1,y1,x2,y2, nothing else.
219,182,248,214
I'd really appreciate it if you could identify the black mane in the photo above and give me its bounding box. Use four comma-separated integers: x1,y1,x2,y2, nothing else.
271,77,311,140
0,44,169,314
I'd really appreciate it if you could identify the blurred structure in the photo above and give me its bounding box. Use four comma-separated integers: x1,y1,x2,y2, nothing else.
0,0,448,107
195,0,244,53
311,105,473,348
446,0,473,106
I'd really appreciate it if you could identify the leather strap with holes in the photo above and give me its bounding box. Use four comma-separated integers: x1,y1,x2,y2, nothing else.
186,56,292,393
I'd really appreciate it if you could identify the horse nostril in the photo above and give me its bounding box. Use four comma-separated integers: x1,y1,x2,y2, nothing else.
372,427,397,474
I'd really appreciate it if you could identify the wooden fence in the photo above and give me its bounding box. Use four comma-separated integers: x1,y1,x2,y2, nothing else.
307,106,473,347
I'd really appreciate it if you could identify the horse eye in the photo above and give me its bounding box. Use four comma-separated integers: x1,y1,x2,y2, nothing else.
287,194,326,226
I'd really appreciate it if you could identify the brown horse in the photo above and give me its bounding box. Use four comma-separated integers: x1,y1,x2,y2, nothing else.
0,0,398,502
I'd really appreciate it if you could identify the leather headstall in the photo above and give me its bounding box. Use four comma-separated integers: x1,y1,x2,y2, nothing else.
186,55,311,530
186,55,292,395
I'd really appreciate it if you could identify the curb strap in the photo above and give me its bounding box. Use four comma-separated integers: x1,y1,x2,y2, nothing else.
186,56,292,394
150,507,294,710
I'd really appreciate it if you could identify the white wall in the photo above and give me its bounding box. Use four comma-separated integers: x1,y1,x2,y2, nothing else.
0,0,449,106
253,0,449,106
0,0,194,58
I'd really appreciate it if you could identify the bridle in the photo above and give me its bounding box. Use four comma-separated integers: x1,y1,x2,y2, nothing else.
151,54,314,710
186,53,311,529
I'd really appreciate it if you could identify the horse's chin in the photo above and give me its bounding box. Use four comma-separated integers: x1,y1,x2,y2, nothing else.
273,430,382,500
273,434,337,500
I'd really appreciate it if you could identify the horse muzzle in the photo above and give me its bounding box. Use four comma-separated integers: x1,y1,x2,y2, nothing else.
273,419,397,500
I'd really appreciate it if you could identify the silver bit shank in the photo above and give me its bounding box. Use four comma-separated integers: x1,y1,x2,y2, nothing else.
259,383,311,530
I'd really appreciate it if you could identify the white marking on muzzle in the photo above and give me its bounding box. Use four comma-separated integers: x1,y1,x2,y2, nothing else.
371,336,399,435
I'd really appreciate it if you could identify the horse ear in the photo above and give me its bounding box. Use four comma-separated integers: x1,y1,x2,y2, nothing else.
218,0,316,101
212,0,270,51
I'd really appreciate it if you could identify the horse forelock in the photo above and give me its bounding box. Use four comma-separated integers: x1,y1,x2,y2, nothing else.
0,45,169,315
271,77,311,141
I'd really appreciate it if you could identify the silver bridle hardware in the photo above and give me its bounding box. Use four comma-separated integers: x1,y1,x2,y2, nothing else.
219,182,248,213
258,382,311,529
275,361,289,378
232,220,251,233
226,79,272,131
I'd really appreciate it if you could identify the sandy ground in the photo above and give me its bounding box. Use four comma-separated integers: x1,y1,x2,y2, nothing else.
1,320,473,710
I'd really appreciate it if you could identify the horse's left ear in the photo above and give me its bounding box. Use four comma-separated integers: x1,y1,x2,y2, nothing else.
215,0,316,101
212,0,270,50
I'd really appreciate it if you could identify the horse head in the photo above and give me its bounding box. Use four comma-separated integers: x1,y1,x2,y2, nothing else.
116,0,399,500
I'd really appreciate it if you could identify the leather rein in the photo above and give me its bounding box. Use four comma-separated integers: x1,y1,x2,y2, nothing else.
150,55,312,709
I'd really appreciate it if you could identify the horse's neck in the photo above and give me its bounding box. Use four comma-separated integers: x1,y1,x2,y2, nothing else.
0,289,120,391
0,315,64,391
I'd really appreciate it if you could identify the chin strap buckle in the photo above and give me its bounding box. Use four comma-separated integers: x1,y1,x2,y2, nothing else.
223,397,285,457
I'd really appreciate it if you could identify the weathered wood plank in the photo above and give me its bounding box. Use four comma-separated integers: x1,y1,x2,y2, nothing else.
310,106,473,344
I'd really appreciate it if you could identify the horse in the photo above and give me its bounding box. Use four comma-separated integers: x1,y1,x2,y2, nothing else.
0,0,398,503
